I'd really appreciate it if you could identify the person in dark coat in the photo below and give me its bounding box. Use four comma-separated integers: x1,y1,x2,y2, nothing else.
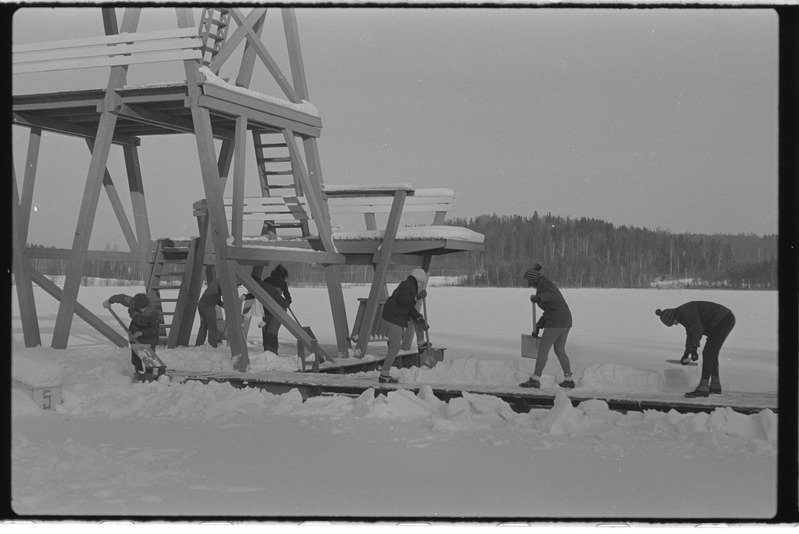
244,265,292,354
103,293,161,377
656,301,736,398
196,278,224,348
377,268,430,384
519,263,575,389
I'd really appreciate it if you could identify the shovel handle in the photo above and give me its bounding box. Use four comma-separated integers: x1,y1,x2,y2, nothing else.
422,298,431,344
531,300,538,336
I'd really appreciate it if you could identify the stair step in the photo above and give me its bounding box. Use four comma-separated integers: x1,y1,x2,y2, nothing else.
260,156,292,163
265,171,294,176
255,143,288,149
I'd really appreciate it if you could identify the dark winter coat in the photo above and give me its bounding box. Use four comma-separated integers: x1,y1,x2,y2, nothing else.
108,294,161,346
670,301,732,350
382,276,423,328
533,276,572,329
199,278,223,307
245,275,292,313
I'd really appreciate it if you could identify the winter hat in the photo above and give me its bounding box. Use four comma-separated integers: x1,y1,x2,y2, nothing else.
655,308,676,325
410,268,427,289
270,264,289,280
523,263,544,286
133,293,150,310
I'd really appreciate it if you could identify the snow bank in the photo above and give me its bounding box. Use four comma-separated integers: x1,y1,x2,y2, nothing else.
12,350,63,387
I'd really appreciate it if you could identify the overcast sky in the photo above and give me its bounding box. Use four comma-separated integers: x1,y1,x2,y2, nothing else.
12,7,778,250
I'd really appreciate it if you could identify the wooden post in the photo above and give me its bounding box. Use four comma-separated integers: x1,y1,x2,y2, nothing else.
231,117,247,247
18,127,41,241
52,8,142,348
123,143,153,277
356,190,407,354
178,6,249,371
13,165,41,347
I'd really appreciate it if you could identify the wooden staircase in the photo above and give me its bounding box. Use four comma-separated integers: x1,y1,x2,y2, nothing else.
252,129,309,238
146,238,204,347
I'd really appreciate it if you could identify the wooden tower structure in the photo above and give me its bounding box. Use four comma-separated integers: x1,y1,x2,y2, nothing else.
12,7,484,372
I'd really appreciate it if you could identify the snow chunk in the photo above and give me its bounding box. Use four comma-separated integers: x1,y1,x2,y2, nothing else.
579,363,663,393
13,350,63,388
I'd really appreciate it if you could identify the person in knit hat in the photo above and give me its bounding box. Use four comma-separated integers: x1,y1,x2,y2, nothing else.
519,263,574,389
103,292,162,379
655,301,736,398
377,268,430,383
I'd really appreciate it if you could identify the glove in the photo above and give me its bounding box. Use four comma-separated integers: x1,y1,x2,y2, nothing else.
530,295,540,303
129,331,142,342
690,347,699,361
531,328,539,339
536,318,546,331
102,300,111,309
415,316,429,330
680,349,693,365
416,289,428,300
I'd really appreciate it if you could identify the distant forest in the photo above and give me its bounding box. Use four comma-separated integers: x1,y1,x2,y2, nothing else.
25,211,778,290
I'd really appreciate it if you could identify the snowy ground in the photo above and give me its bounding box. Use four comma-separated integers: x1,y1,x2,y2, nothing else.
10,283,778,522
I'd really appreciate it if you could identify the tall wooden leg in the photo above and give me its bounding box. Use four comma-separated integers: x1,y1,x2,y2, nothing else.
12,164,41,347
51,112,119,348
122,144,151,273
323,264,351,357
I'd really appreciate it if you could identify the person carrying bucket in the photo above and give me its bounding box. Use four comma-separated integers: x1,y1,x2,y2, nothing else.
377,268,431,384
519,263,575,389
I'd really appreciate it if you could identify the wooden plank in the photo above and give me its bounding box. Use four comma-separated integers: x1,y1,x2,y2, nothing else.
199,84,321,129
13,27,199,54
15,36,202,66
14,50,202,74
225,245,344,265
198,94,320,139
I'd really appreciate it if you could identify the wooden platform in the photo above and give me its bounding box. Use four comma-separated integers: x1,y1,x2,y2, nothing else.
165,367,777,415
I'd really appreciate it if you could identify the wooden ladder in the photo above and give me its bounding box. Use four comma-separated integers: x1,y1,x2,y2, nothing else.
198,8,231,67
252,129,309,237
146,238,198,345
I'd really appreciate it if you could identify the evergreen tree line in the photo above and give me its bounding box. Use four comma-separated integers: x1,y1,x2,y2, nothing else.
24,212,777,289
432,213,777,289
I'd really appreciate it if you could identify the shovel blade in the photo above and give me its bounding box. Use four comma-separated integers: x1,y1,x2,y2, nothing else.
419,347,444,368
521,335,539,359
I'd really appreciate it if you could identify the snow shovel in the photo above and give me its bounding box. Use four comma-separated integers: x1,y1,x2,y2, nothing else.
288,307,333,365
521,301,540,359
107,304,167,380
418,299,444,368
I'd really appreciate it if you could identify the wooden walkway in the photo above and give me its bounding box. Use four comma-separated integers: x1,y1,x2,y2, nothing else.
166,364,777,416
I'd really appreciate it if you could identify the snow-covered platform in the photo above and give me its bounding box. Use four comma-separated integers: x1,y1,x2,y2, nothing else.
165,368,777,416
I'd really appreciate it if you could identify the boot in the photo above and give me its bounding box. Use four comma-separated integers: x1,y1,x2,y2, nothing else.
264,333,279,355
685,379,710,398
520,377,541,388
559,373,575,389
709,376,722,395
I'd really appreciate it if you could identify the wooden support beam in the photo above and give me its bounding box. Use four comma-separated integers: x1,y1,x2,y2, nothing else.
224,245,344,265
167,237,201,348
180,5,249,371
233,9,265,88
226,8,301,103
115,103,234,138
30,270,128,348
208,8,266,75
282,8,310,102
86,138,139,254
18,127,41,241
197,93,320,139
231,116,247,247
52,7,141,349
13,166,41,347
356,191,407,354
123,143,153,273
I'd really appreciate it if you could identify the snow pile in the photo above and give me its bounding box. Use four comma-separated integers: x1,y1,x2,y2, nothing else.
12,352,63,387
